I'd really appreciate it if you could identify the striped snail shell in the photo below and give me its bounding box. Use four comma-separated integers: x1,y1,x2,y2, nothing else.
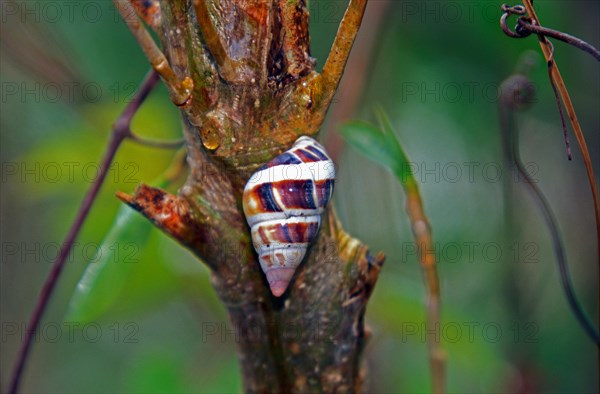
242,136,335,297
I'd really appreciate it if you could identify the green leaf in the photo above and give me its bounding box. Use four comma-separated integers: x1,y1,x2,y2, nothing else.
65,204,155,324
63,167,192,324
339,121,399,174
340,113,417,189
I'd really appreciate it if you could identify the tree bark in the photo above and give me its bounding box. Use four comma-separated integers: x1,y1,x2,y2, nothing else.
117,0,384,392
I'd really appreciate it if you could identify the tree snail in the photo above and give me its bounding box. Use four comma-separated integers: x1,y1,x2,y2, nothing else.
242,136,336,297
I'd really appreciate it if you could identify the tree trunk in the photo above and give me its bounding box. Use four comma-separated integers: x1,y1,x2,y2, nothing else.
117,0,384,392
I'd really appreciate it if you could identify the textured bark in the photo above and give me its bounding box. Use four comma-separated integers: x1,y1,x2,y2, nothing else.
118,0,383,392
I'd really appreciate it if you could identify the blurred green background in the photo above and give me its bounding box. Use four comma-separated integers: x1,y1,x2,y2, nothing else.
1,1,598,392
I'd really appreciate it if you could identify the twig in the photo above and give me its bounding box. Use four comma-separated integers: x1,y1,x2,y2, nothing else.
519,0,600,351
407,186,445,394
519,20,600,61
498,74,600,345
500,5,600,62
8,70,159,394
324,0,391,162
320,0,368,103
544,41,572,160
500,3,599,162
113,0,193,106
375,110,445,394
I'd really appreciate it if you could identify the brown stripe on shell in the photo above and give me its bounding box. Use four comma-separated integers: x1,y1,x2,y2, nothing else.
243,182,281,218
291,147,323,163
257,225,271,244
253,219,319,245
314,179,334,207
260,253,274,268
271,179,316,210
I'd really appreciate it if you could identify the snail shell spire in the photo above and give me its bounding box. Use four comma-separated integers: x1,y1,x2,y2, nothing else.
242,136,336,297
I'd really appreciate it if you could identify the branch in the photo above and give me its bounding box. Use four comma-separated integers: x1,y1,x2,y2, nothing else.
8,70,159,394
115,184,209,264
113,0,193,106
324,0,391,162
406,188,445,394
376,110,445,394
320,0,368,103
192,0,244,82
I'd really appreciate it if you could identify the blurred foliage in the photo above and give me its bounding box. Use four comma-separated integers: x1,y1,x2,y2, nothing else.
1,1,598,393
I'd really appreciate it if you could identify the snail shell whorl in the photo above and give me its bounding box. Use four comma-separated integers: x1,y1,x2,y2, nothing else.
242,136,336,297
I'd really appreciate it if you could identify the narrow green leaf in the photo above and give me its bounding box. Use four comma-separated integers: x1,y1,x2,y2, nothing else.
340,115,416,188
65,204,154,324
339,121,399,173
65,174,181,324
374,108,418,190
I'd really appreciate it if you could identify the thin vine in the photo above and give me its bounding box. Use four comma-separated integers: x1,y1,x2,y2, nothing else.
7,69,184,394
498,72,600,345
501,4,600,346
